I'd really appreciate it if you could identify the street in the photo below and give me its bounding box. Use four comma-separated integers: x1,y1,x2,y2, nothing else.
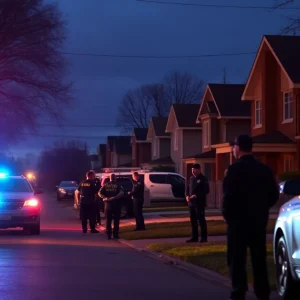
0,193,277,300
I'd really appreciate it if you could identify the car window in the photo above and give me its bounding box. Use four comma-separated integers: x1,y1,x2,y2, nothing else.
168,174,185,185
0,178,33,193
60,181,77,187
149,174,167,184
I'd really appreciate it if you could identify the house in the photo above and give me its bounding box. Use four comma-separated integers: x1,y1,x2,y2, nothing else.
106,136,117,168
111,136,132,167
183,83,251,180
131,128,151,167
142,117,174,170
89,154,102,171
165,104,202,176
212,35,300,180
97,144,106,168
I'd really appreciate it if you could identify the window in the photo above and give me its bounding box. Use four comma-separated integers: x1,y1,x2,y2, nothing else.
173,130,178,150
283,92,293,122
153,139,157,157
203,121,210,148
168,174,185,185
284,155,295,172
149,174,168,184
254,100,262,127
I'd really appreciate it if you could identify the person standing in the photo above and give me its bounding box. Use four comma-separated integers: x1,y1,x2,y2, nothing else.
99,173,124,240
223,134,279,300
76,170,99,234
186,163,209,243
130,172,145,231
94,177,101,226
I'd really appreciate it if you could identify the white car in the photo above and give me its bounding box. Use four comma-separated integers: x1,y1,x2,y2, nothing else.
96,170,186,206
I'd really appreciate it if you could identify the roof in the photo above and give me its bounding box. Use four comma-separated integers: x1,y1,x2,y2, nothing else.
133,128,148,141
99,144,106,155
265,35,300,83
107,136,117,151
208,84,250,117
114,136,132,155
184,149,216,159
173,104,202,127
252,131,295,144
152,117,169,136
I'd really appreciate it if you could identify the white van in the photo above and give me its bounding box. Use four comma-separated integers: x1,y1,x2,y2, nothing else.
97,171,186,206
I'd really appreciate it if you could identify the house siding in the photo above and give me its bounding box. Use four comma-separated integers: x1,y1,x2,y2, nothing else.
159,138,171,158
118,154,132,166
131,136,138,167
138,143,151,165
151,136,159,160
183,129,202,158
170,130,182,174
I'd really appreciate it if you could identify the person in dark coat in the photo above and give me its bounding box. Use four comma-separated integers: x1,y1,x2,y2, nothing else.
99,173,124,240
129,172,145,231
223,134,279,300
186,163,209,243
76,170,99,234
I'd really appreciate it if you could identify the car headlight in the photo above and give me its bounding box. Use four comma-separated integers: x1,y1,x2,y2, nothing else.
24,199,39,207
59,188,66,193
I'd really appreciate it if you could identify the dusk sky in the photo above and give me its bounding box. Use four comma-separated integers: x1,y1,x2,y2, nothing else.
7,0,299,157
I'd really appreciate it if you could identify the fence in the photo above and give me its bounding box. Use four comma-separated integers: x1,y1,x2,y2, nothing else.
206,181,293,209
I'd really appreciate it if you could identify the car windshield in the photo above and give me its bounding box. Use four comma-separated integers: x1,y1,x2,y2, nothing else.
0,178,33,193
60,181,77,187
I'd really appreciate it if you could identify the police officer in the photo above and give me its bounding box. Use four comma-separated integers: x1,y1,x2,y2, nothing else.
129,172,145,231
99,173,124,240
94,177,101,226
223,134,279,300
76,170,99,234
186,163,209,243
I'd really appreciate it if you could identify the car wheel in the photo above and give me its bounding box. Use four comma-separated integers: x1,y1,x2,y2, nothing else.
276,236,300,299
120,205,128,219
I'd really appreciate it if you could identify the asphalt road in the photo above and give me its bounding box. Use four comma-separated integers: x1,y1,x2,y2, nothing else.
0,193,279,300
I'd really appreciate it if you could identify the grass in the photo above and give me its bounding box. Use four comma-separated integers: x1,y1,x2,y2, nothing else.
147,242,276,290
159,213,190,218
144,206,188,213
120,219,276,240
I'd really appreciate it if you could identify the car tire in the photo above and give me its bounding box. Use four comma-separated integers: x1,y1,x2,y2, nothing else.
120,205,128,219
276,236,300,299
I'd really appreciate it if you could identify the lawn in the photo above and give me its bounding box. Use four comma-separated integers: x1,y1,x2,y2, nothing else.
147,242,277,290
120,219,276,240
144,206,188,213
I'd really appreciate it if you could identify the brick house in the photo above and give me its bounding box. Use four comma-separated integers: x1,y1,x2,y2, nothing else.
142,117,174,169
212,35,299,180
183,83,251,181
131,128,151,167
165,104,202,175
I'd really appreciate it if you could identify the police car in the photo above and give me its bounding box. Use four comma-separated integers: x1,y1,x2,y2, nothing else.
0,172,43,234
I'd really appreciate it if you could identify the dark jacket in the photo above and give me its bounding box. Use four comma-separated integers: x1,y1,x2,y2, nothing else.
99,181,123,203
131,180,144,200
222,155,279,225
186,173,209,207
77,179,98,205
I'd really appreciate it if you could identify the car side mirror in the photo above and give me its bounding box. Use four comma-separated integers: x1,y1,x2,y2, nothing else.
280,180,300,196
34,189,44,195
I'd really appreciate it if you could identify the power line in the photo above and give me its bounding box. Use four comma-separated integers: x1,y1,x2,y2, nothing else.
37,123,121,128
60,50,256,59
136,0,300,10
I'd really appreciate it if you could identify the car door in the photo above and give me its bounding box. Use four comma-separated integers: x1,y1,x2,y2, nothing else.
167,174,186,199
148,174,170,200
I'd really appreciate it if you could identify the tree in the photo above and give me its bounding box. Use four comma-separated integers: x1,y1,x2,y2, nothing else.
163,71,205,106
37,140,90,190
274,0,300,34
116,86,154,129
0,0,72,142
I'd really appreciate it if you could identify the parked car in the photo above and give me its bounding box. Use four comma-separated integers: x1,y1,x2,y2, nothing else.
57,181,78,201
96,171,186,205
274,179,300,298
0,174,42,234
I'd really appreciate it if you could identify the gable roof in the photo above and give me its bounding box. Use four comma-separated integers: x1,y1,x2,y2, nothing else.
208,84,250,117
265,35,300,84
172,104,202,128
114,136,132,155
133,128,148,141
152,117,169,137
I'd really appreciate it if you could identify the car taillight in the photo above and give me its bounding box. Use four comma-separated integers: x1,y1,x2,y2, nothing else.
24,199,39,207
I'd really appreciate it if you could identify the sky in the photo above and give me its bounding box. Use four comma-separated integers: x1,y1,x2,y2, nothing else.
7,0,300,157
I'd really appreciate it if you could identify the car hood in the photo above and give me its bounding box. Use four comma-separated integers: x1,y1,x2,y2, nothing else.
0,192,34,199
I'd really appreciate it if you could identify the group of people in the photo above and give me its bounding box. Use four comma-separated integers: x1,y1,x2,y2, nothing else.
75,171,146,240
185,134,279,300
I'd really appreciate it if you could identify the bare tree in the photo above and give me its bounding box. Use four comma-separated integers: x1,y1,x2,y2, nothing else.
274,0,300,34
163,71,205,106
0,0,72,142
117,87,153,130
